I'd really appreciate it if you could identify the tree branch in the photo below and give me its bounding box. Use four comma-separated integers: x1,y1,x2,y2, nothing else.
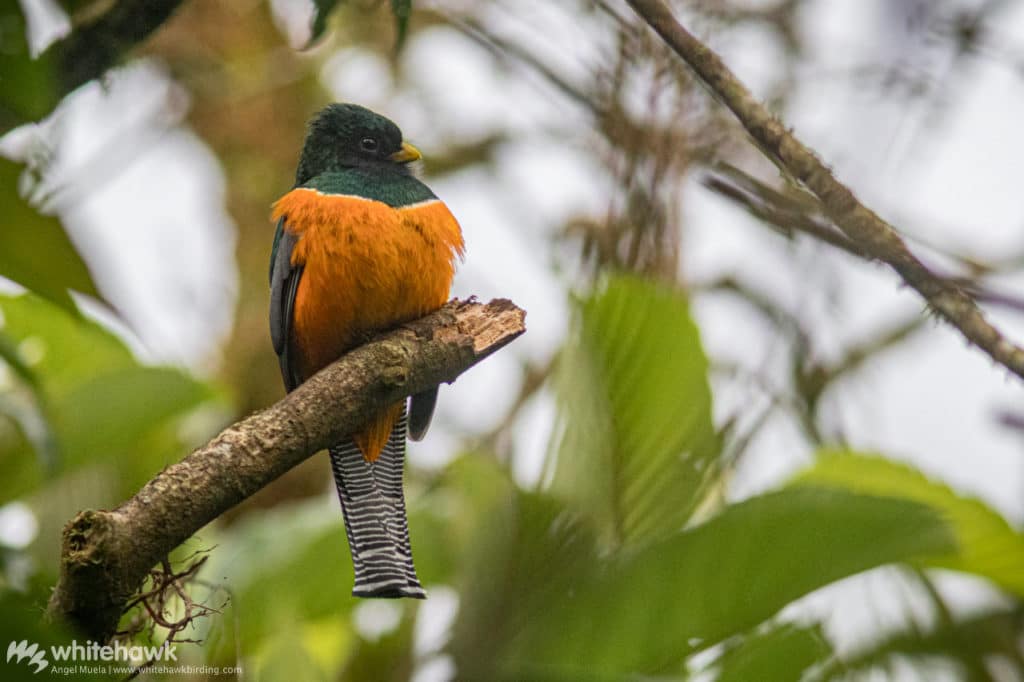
703,165,1024,316
47,298,526,642
0,0,186,135
54,0,183,92
628,0,1024,381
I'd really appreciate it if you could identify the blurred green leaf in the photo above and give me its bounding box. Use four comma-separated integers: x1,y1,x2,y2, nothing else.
199,488,451,675
500,487,954,679
713,623,832,682
551,274,720,550
450,489,599,681
0,589,107,681
308,0,344,46
54,365,212,476
792,451,1024,596
816,606,1024,681
0,331,40,392
436,451,518,565
0,294,132,395
306,0,414,49
256,627,328,682
406,498,457,586
199,498,357,649
0,294,215,499
301,616,352,681
0,1,60,133
391,0,412,49
0,159,101,314
0,393,57,473
343,606,415,682
0,331,57,468
0,293,134,493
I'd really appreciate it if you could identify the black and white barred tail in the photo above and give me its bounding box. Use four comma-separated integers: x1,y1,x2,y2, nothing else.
328,407,426,599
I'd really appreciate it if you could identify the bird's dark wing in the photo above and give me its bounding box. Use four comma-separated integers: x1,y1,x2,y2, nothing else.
407,388,438,441
269,218,303,391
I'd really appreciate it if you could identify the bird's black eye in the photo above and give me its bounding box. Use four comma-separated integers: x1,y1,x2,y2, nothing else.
360,137,379,152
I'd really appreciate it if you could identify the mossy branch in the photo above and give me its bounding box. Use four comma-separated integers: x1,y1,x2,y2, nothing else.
47,298,526,642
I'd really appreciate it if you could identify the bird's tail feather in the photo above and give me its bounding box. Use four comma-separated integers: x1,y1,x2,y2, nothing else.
328,408,425,599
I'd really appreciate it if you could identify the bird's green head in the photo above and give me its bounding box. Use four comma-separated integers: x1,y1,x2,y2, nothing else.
294,103,421,185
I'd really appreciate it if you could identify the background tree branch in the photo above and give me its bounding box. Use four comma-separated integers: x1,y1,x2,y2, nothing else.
46,297,526,643
0,0,185,135
47,0,185,97
702,165,1024,315
627,0,1024,381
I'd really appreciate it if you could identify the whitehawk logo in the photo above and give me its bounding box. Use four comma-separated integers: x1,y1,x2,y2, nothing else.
6,640,48,673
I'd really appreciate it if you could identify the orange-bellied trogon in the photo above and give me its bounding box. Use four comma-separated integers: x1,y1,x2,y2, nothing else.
269,104,464,598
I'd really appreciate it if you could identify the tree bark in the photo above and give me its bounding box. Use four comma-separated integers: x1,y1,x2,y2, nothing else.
47,298,526,642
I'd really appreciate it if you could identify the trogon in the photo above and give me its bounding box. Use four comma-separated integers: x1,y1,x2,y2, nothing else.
269,103,464,598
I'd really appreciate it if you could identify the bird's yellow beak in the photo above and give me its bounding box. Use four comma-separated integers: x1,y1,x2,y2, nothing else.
390,142,422,164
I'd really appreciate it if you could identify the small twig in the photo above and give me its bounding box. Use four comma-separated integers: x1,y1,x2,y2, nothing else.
704,165,1024,316
702,164,870,260
997,411,1024,432
114,550,221,680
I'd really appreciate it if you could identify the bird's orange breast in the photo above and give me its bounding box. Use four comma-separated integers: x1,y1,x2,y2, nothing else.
272,188,465,381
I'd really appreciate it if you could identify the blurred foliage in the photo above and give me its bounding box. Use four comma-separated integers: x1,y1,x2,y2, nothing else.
0,0,59,133
2,0,1024,680
0,159,101,314
794,452,1024,596
0,590,107,682
310,0,345,46
490,486,955,679
713,623,831,682
816,606,1024,682
309,0,413,49
551,275,720,550
0,294,221,502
